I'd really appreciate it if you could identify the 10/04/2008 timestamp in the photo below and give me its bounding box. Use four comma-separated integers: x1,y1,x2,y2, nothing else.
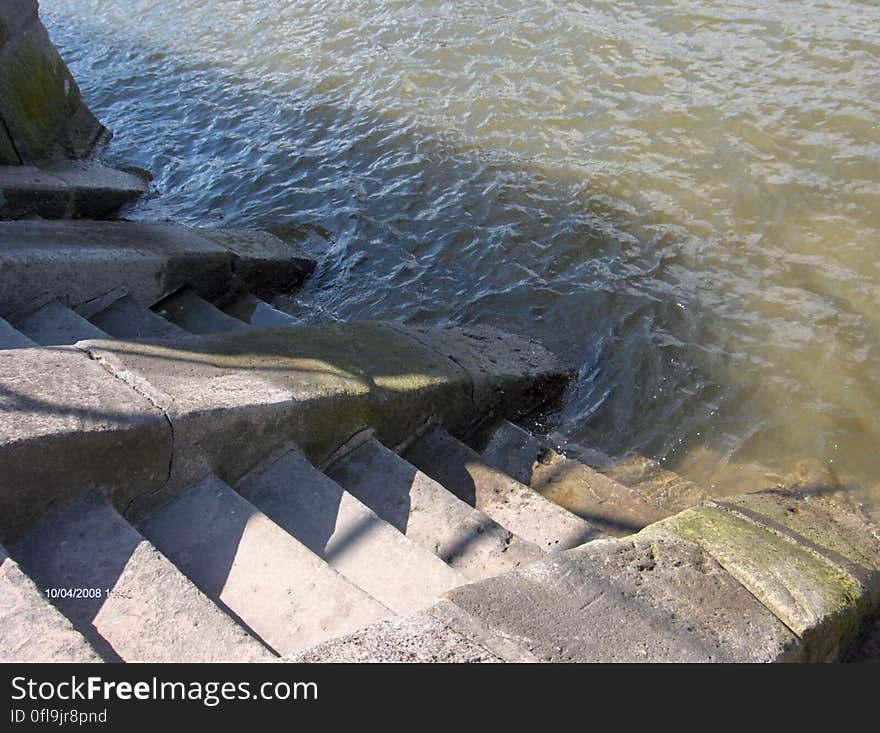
43,588,110,600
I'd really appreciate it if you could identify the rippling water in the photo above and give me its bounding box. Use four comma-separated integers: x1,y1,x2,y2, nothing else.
41,0,880,515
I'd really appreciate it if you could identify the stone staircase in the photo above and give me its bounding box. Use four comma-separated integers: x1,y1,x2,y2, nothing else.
0,286,298,349
3,400,878,662
0,414,616,662
5,0,876,663
0,218,876,664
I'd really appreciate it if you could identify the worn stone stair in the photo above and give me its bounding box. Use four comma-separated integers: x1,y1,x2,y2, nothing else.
238,449,467,615
404,425,603,551
2,315,876,662
0,315,34,349
151,287,249,335
10,296,109,346
0,545,102,662
288,488,880,663
477,419,668,535
87,292,190,341
223,292,299,327
0,220,314,321
140,475,391,655
546,430,707,515
9,493,273,662
0,288,302,349
0,161,148,220
326,437,545,579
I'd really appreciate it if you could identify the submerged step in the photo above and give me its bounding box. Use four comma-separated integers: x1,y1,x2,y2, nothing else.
326,438,544,580
140,475,391,655
152,287,248,335
10,493,271,662
239,450,467,615
549,434,707,515
405,426,602,551
0,315,35,349
223,293,298,327
89,293,190,341
480,420,667,535
0,545,102,662
11,297,109,346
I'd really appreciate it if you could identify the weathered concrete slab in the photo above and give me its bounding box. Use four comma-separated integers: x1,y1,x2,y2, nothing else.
140,475,390,655
0,345,171,541
12,297,109,345
239,449,467,614
391,324,570,419
285,600,536,663
444,534,801,662
152,287,249,335
10,493,273,662
0,545,103,662
0,220,316,315
639,505,867,661
0,314,34,349
0,220,231,314
0,2,107,164
327,438,544,579
480,420,668,535
79,323,549,520
195,228,316,295
0,162,147,219
88,293,190,341
405,426,601,551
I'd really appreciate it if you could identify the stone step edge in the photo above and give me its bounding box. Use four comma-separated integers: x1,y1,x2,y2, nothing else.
642,496,880,659
281,599,539,663
706,499,880,603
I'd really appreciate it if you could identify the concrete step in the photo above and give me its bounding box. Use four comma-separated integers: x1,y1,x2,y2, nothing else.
285,600,538,663
10,493,272,662
238,449,467,615
10,297,109,346
139,475,392,655
479,420,667,535
0,545,102,662
88,293,190,341
0,314,35,349
405,426,602,552
0,220,315,317
223,293,298,327
0,161,147,219
152,287,249,335
326,438,544,580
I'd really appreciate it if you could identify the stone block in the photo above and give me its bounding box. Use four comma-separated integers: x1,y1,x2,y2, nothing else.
444,534,801,662
0,345,171,541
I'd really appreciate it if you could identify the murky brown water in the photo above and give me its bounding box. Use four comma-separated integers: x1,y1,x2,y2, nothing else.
42,0,880,517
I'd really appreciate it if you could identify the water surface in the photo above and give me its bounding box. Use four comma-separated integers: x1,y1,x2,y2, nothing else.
42,0,880,516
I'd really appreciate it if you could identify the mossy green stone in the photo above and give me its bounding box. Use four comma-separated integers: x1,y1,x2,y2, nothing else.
639,505,864,653
719,492,880,573
0,30,77,160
